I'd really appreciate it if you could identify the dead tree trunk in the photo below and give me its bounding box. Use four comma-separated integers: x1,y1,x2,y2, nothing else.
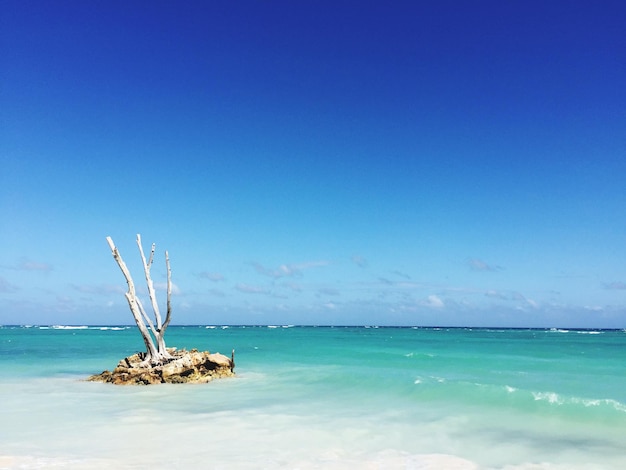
106,234,173,366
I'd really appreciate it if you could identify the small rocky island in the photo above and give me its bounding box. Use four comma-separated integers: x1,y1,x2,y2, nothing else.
88,348,234,385
89,235,235,386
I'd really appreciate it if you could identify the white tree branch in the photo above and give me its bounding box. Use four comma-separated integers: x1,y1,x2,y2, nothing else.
156,250,173,355
136,234,163,330
163,250,173,332
136,297,157,337
147,242,156,269
107,236,159,364
107,235,174,365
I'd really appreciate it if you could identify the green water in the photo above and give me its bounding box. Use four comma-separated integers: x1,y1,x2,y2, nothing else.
1,325,625,469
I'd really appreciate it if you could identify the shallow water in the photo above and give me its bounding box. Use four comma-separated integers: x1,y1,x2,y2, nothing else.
1,325,625,469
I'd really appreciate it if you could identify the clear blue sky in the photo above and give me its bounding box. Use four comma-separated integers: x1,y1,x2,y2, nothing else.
1,1,625,327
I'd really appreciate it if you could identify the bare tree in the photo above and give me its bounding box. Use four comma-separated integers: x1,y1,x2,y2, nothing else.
106,234,173,366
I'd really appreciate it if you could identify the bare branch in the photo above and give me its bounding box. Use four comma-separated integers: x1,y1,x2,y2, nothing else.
107,234,175,364
148,242,156,269
107,236,159,363
136,297,157,336
136,234,163,329
163,250,173,333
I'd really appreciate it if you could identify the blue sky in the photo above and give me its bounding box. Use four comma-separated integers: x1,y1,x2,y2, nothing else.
1,1,625,327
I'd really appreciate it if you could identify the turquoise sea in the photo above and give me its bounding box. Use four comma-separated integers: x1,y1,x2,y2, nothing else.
1,325,625,469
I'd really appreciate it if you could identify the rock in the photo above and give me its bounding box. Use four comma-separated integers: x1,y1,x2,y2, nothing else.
87,348,235,385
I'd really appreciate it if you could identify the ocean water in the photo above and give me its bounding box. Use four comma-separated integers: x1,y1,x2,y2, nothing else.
1,325,625,469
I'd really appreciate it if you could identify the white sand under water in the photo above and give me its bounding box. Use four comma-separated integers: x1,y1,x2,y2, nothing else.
0,375,620,470
2,326,625,469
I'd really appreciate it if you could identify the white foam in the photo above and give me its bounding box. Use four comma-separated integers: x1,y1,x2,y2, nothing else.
499,464,585,470
530,392,626,413
0,455,119,469
576,397,626,412
51,325,89,330
532,391,563,404
0,452,478,470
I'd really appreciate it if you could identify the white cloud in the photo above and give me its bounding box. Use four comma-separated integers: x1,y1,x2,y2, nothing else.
55,296,76,312
351,255,368,268
252,260,329,279
485,289,504,299
1,258,53,272
425,295,444,309
604,281,626,290
467,258,502,272
235,283,269,295
317,287,341,297
584,305,603,311
155,282,181,295
20,259,54,272
197,271,225,282
282,282,303,292
392,270,411,280
485,290,526,301
208,288,226,297
71,284,125,295
0,276,19,293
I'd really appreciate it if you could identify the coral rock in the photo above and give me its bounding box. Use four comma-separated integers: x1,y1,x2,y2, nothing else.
87,348,235,385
